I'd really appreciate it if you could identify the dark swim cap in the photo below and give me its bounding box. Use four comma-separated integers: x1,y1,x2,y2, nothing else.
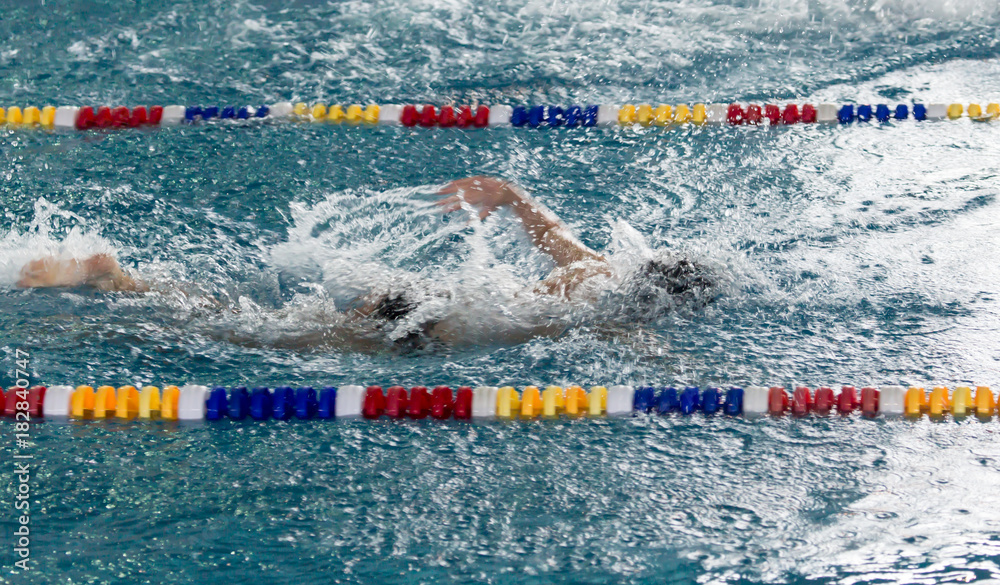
619,258,717,319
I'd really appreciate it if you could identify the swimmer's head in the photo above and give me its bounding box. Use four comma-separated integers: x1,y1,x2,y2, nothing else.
616,258,717,319
368,289,451,353
371,292,417,321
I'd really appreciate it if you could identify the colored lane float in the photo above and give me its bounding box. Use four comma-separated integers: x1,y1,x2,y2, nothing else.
3,384,999,422
0,101,997,132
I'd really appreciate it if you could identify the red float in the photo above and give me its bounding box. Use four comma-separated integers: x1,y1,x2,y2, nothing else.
800,104,817,123
473,106,490,128
111,106,130,127
837,386,859,414
430,386,453,419
27,387,46,417
456,106,474,128
814,386,835,413
76,106,96,130
453,386,473,419
148,105,164,125
384,385,408,419
861,387,879,417
791,386,812,416
4,387,20,417
764,104,781,124
768,386,788,415
362,386,385,419
95,106,113,128
401,105,418,127
419,105,437,127
727,104,744,125
407,386,431,419
745,104,763,125
781,104,800,124
438,106,456,127
129,106,148,127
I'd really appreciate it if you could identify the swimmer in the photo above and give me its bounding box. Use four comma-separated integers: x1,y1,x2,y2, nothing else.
16,176,715,349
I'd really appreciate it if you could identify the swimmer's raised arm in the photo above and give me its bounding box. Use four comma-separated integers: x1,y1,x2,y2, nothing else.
436,176,605,268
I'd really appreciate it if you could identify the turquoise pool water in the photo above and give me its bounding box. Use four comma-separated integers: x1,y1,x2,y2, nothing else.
2,0,1000,583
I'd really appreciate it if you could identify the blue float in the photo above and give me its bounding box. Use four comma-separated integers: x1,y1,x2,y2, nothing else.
913,103,927,120
547,106,564,127
220,106,236,119
255,104,269,118
565,105,582,127
206,386,228,420
838,105,854,124
680,386,700,415
294,386,317,420
527,106,545,127
657,387,679,414
236,106,250,119
894,104,908,119
633,386,656,413
875,104,891,122
701,387,721,414
250,387,272,420
511,106,528,127
318,386,337,419
857,105,873,122
184,106,202,122
229,386,249,420
202,106,219,119
583,105,598,127
724,387,744,416
272,386,294,420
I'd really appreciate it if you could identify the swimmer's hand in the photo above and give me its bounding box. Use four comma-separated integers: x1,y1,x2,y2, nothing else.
17,254,149,292
435,176,516,220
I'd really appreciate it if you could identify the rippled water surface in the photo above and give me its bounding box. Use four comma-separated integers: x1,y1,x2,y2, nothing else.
1,0,999,583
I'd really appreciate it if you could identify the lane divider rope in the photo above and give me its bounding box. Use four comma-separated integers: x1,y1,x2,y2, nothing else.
7,384,999,421
0,101,997,131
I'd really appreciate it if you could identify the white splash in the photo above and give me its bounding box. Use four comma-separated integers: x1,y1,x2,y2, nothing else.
0,198,116,288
